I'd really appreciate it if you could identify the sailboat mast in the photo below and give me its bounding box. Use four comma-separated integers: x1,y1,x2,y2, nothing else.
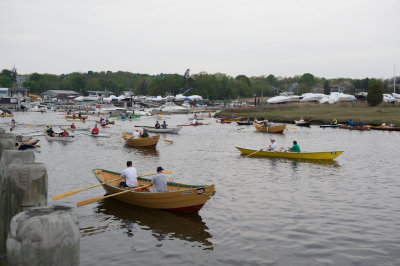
394,64,396,94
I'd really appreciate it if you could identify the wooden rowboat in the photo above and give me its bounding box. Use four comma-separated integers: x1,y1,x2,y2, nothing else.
96,120,115,125
0,113,13,117
92,169,215,213
367,126,400,131
140,126,182,134
236,147,344,160
254,124,286,133
320,124,339,128
294,120,311,127
122,132,160,148
216,120,231,124
65,115,88,119
338,124,371,131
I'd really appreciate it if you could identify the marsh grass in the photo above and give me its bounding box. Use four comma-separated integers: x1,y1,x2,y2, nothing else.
218,102,400,125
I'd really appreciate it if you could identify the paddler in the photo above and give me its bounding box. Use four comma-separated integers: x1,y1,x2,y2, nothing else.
91,124,99,135
71,123,76,129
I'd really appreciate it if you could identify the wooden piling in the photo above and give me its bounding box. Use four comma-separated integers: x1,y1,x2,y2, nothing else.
0,150,46,261
7,206,80,266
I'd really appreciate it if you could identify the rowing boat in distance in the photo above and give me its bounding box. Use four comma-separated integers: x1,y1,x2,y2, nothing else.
367,126,400,131
177,123,210,127
320,124,339,128
254,124,286,133
140,126,182,134
65,115,88,119
338,124,371,131
294,120,311,127
92,169,215,213
236,147,344,160
122,132,160,148
237,121,253,125
45,135,74,142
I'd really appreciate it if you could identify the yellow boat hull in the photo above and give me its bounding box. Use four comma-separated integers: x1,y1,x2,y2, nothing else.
0,114,13,117
236,147,343,160
122,132,160,148
93,169,215,213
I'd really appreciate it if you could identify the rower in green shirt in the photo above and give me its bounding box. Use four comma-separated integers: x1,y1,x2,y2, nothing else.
289,141,300,153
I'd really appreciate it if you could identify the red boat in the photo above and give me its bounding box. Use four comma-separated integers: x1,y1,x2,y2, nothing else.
177,123,210,127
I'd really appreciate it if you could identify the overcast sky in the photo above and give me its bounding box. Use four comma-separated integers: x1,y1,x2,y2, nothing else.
1,0,399,79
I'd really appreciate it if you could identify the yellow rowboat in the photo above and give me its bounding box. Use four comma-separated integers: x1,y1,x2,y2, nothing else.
0,113,13,117
254,124,286,133
122,132,160,148
236,147,343,160
92,169,215,213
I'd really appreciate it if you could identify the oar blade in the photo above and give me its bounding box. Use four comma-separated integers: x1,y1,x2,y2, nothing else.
53,191,77,201
77,196,104,207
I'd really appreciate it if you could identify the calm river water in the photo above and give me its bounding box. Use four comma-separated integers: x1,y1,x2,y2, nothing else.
8,111,400,266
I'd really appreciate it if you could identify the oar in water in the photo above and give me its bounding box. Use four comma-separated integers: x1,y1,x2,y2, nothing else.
246,145,269,157
77,184,153,207
160,139,173,143
53,171,172,200
237,128,246,131
107,136,122,142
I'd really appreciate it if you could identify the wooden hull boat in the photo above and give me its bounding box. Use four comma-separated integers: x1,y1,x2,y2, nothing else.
236,147,343,160
96,120,115,125
141,126,182,134
45,135,74,142
339,124,371,131
177,123,210,127
122,133,160,148
367,126,400,131
0,113,13,117
254,124,286,133
216,120,231,124
294,120,311,127
92,169,215,213
320,125,339,128
237,121,253,125
65,115,88,119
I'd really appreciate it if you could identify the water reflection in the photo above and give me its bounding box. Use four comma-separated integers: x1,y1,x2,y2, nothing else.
122,145,160,156
248,157,341,168
81,199,213,249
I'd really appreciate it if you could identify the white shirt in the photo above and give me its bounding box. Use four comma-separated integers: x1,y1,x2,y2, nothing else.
192,119,197,124
120,167,138,187
269,142,278,151
132,131,140,139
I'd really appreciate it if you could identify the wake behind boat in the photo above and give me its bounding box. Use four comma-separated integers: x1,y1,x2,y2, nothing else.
236,147,343,160
45,135,74,142
91,169,215,213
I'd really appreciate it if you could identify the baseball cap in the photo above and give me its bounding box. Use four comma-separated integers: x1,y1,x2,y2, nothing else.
157,166,164,172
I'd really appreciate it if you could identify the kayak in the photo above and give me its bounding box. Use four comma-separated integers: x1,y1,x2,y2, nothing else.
236,147,344,160
177,123,210,127
96,121,115,125
45,135,74,142
237,121,253,125
92,169,215,213
320,125,339,128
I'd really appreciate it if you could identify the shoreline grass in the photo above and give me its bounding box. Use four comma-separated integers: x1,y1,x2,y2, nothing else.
216,103,400,126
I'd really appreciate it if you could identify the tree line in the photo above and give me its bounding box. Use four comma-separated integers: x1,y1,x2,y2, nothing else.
0,69,398,103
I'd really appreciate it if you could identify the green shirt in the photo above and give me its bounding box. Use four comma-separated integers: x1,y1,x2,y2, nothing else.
290,144,300,153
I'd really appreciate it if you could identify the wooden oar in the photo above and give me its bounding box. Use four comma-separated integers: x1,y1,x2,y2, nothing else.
53,171,172,201
160,139,173,143
106,136,121,142
77,184,153,207
237,128,246,131
246,145,269,157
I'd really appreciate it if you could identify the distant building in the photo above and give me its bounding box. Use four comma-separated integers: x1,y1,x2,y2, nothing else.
42,90,80,99
0,97,20,109
0,88,9,97
329,81,353,93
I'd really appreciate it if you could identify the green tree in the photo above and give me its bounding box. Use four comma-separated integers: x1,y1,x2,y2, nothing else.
324,80,330,95
0,75,13,87
266,74,279,87
367,79,383,106
23,80,40,93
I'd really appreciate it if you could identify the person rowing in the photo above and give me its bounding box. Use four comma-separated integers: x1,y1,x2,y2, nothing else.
161,121,168,129
59,129,69,137
155,121,161,129
288,141,300,153
140,129,149,138
46,127,55,137
131,130,140,139
192,118,198,125
267,139,279,152
119,161,138,188
149,167,168,192
71,122,76,129
91,124,99,135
